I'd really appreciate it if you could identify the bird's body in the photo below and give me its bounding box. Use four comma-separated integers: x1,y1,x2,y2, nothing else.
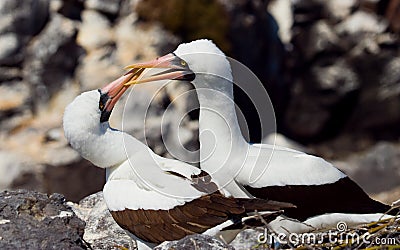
63,72,292,249
125,39,394,234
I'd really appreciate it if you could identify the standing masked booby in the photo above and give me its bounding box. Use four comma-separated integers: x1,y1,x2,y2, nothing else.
63,64,294,249
124,39,396,233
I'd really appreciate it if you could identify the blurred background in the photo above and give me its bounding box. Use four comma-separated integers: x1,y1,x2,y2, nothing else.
0,0,399,204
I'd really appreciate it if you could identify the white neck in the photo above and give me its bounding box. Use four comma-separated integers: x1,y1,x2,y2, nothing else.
195,77,247,176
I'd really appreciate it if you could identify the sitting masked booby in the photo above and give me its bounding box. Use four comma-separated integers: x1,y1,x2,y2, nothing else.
124,39,396,233
63,65,294,249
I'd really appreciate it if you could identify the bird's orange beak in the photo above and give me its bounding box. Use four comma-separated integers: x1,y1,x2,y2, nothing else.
123,53,195,86
99,68,144,122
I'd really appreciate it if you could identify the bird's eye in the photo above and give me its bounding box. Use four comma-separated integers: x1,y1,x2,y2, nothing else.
180,60,186,66
99,102,104,110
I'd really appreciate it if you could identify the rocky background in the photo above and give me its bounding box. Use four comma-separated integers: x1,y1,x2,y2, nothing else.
0,0,399,249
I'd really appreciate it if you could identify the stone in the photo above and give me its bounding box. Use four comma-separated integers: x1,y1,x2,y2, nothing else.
336,11,388,35
0,33,20,65
0,0,50,66
70,191,136,250
311,59,359,95
0,81,30,115
293,20,342,60
334,142,400,195
0,190,88,249
85,0,121,15
379,57,400,99
325,0,357,20
230,228,264,250
77,10,113,50
0,152,41,191
386,0,400,33
23,13,82,104
0,67,21,82
154,234,234,250
268,0,293,44
76,47,121,92
262,133,310,153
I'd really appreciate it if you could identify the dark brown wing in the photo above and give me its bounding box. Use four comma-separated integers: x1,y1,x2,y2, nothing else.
246,176,392,221
110,193,242,244
110,192,294,244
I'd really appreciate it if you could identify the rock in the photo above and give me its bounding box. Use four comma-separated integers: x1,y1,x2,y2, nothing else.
386,0,400,33
230,228,264,250
0,0,49,66
336,11,388,35
154,234,234,250
268,0,293,44
0,152,42,191
0,33,20,65
0,81,31,120
325,0,357,21
379,57,400,99
43,160,105,203
76,47,121,91
334,142,400,195
85,0,121,15
77,10,113,50
262,133,310,153
373,185,400,205
70,191,136,250
293,20,342,61
23,13,82,104
311,59,359,95
227,0,287,142
285,0,400,143
0,67,21,82
0,190,88,249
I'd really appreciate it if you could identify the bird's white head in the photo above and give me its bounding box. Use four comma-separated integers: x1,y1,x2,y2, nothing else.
123,39,233,93
63,73,139,168
174,40,233,87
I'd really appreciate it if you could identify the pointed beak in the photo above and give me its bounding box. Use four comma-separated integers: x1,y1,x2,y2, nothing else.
99,68,144,123
123,53,195,86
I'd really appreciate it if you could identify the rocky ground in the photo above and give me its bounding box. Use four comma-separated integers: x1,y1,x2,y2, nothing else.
0,0,399,249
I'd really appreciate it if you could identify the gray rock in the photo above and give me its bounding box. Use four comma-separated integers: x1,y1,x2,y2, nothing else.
0,189,88,249
77,10,113,50
70,191,136,250
334,142,400,194
155,234,234,250
43,159,105,203
284,58,360,139
379,57,400,99
85,0,121,15
0,67,21,82
286,0,400,142
0,33,20,65
0,0,49,66
336,11,388,35
324,0,357,21
0,81,32,131
0,151,42,191
229,228,264,250
262,133,310,153
23,13,82,104
311,59,359,96
293,20,342,60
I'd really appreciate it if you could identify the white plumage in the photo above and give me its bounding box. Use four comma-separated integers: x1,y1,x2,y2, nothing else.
125,39,394,234
63,72,293,250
